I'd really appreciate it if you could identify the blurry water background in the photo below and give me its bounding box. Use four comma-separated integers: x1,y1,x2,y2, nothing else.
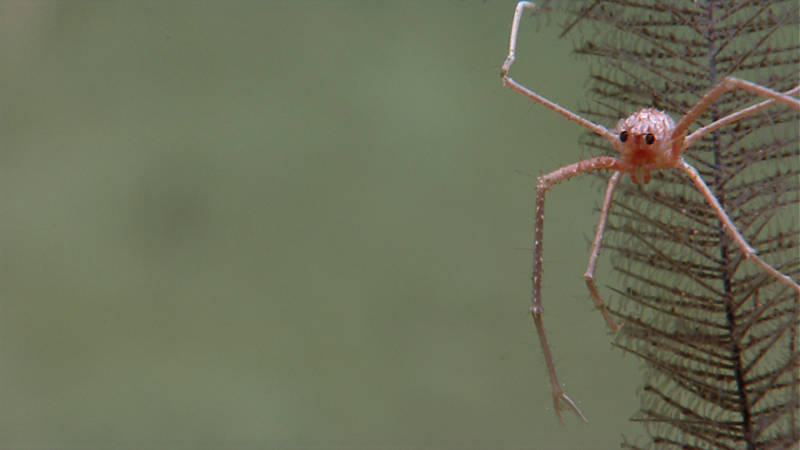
0,1,642,448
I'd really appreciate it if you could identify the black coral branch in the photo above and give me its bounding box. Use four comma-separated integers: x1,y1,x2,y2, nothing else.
558,0,800,447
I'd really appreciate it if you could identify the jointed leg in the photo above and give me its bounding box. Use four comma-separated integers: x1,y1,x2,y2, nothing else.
674,77,800,140
529,305,587,424
678,159,800,293
686,85,800,145
584,171,623,333
532,156,618,423
500,1,616,142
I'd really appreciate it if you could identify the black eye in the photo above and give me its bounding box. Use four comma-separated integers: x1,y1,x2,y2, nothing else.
619,131,628,142
645,133,655,145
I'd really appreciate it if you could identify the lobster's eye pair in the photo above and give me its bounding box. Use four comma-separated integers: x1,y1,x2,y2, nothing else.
618,131,656,145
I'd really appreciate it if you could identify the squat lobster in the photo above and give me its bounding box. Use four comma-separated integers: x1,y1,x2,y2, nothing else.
500,1,800,423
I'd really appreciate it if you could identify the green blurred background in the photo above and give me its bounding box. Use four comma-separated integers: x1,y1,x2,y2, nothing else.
0,1,643,448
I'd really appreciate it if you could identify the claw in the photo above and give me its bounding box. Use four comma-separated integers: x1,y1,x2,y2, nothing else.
552,388,588,424
604,312,624,334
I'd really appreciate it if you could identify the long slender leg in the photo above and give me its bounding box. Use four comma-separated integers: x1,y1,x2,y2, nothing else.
583,171,623,333
500,1,616,142
532,156,618,423
686,85,800,145
678,159,800,293
674,77,800,140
